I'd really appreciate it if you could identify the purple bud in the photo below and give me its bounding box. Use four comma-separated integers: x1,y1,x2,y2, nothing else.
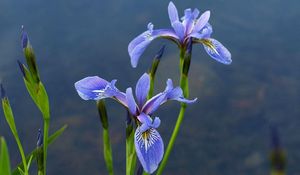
21,25,29,49
37,128,43,147
0,83,5,99
155,45,166,60
17,60,26,77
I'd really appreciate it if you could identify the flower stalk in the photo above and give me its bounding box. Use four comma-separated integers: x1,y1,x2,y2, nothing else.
1,84,29,175
97,100,114,175
156,42,192,174
126,111,136,175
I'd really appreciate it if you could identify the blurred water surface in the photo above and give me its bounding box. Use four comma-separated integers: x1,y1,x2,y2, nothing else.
0,0,299,174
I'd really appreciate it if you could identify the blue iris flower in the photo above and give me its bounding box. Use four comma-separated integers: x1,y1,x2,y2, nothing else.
128,1,232,68
75,73,196,173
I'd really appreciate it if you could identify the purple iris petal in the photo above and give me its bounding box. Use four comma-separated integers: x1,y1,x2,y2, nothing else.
152,117,161,128
105,80,128,106
192,8,200,19
163,79,197,103
190,23,213,39
128,27,178,68
137,113,161,133
126,88,138,115
171,21,185,41
168,1,179,24
75,76,109,100
181,9,194,35
135,73,150,108
142,93,166,115
193,11,210,33
202,38,232,65
135,128,164,174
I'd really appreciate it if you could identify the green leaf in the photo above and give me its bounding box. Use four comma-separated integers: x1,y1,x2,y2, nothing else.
2,98,19,139
0,137,11,175
24,80,50,120
12,124,68,175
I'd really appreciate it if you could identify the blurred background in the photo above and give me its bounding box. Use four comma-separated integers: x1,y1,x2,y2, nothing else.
0,0,299,174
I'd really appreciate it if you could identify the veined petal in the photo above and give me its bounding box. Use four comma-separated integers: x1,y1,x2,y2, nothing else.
193,11,210,33
202,38,232,65
136,73,150,108
75,76,109,100
126,88,138,115
128,28,178,68
135,128,164,174
171,21,185,41
168,1,179,24
142,92,166,115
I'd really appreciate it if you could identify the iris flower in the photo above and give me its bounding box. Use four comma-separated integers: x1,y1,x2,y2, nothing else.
75,73,196,173
128,1,232,68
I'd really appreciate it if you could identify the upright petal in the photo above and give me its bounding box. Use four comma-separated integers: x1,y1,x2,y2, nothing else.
126,88,138,115
192,8,200,19
193,11,210,33
135,73,150,108
128,27,178,68
75,76,109,100
202,38,232,65
171,21,185,41
135,128,164,174
181,8,194,35
168,1,179,24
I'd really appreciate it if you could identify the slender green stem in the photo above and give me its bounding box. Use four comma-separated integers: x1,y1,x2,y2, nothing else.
103,128,114,175
156,48,190,175
43,119,49,175
97,100,114,175
15,137,28,175
147,74,155,99
126,111,137,175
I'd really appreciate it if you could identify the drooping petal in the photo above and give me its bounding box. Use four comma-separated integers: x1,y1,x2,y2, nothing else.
202,38,232,65
162,79,197,103
105,80,128,106
171,21,185,41
128,27,178,68
75,76,109,100
126,88,138,115
136,73,150,108
168,1,179,24
165,86,197,103
135,128,164,174
142,79,197,114
193,11,210,33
